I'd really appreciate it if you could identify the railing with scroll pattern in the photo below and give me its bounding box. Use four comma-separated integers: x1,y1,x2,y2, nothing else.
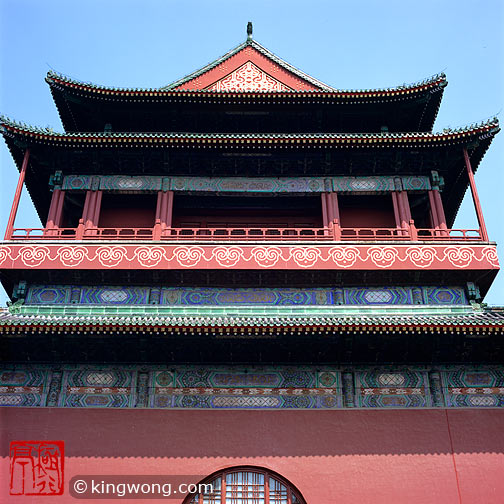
9,225,484,242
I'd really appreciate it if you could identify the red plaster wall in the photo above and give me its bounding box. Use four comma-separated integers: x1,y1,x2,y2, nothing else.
339,207,396,228
98,207,155,228
1,408,503,503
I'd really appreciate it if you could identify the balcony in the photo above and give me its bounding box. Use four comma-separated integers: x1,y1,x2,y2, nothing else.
8,224,484,242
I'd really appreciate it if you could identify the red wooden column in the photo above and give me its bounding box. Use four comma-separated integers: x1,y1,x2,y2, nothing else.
432,190,448,236
328,192,341,239
463,147,489,241
76,190,92,239
154,192,163,240
156,190,174,238
428,190,440,233
394,191,411,237
45,189,66,237
391,192,401,235
82,190,102,236
4,148,30,240
321,193,328,228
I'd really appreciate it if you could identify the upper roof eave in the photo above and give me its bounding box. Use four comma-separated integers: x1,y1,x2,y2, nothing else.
45,67,447,100
1,115,497,147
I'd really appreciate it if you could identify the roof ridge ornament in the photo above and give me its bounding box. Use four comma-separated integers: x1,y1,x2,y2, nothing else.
247,21,253,41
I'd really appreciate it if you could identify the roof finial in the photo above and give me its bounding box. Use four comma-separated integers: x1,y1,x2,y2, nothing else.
247,22,253,41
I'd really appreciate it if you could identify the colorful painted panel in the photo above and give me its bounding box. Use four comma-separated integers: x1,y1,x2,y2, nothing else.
99,176,162,191
423,287,467,305
441,369,504,407
161,287,333,306
401,176,431,191
354,370,432,408
79,286,149,304
58,368,137,408
169,177,327,193
332,176,395,193
149,368,342,409
0,368,50,407
25,286,71,304
344,287,412,305
61,175,96,191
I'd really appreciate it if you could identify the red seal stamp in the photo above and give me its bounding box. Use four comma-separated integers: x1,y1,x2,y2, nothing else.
10,441,64,495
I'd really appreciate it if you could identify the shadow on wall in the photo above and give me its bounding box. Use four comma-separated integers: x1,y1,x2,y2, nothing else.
1,408,503,458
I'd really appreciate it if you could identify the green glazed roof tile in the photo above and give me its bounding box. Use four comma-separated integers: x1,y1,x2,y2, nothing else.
1,305,503,329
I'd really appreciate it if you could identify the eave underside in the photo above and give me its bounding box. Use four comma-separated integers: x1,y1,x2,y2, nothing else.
48,84,444,134
1,305,503,364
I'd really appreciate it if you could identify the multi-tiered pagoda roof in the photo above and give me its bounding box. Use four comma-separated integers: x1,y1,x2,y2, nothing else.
0,25,502,361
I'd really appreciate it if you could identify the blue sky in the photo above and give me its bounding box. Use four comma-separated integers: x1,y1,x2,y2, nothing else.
1,0,503,304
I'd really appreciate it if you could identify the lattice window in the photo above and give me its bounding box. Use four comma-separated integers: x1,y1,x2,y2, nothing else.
187,468,305,504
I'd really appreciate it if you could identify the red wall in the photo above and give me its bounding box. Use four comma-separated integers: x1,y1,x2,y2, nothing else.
99,207,155,228
339,207,396,228
1,408,503,503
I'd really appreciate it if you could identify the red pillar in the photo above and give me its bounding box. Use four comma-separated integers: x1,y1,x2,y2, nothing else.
329,192,341,239
400,192,412,223
395,191,410,236
77,190,92,239
93,191,102,227
428,191,440,232
321,193,328,228
157,191,174,237
432,190,448,236
326,193,334,223
45,189,65,237
463,147,489,241
83,191,102,236
4,148,30,240
154,192,163,240
46,189,65,229
166,191,174,229
84,191,97,229
46,190,59,228
391,192,401,234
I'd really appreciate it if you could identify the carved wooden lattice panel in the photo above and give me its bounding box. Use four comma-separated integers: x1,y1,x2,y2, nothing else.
206,61,291,92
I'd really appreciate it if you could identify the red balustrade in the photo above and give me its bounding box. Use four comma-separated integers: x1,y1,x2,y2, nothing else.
416,228,482,240
7,226,484,242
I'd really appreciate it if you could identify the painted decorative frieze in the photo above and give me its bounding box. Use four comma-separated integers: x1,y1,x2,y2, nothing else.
354,370,432,408
1,244,498,271
150,368,341,409
24,285,468,306
0,368,50,407
61,175,430,194
441,369,504,408
58,368,137,408
169,176,328,193
2,365,503,409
